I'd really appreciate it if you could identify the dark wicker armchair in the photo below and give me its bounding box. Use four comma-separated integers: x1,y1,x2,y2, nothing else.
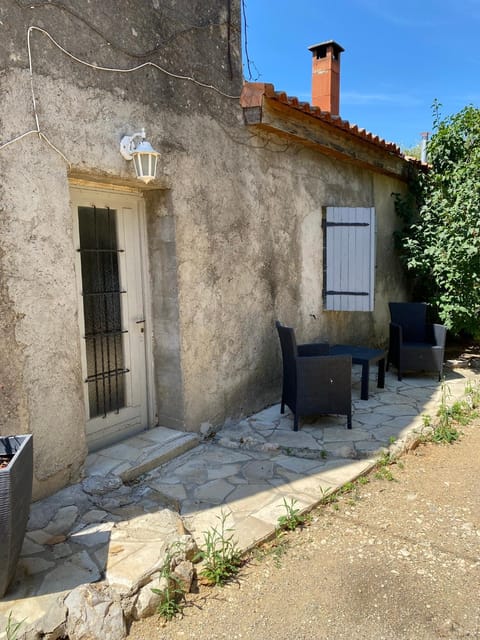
275,321,352,431
387,302,447,381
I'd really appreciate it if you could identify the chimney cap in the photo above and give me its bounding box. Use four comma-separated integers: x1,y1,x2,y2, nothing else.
308,40,344,57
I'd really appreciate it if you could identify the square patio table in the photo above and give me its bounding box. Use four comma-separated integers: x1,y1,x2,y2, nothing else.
330,344,386,400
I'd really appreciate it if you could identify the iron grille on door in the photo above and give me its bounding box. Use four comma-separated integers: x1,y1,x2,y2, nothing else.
78,206,129,418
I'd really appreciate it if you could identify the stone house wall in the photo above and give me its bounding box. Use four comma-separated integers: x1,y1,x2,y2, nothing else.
0,0,410,499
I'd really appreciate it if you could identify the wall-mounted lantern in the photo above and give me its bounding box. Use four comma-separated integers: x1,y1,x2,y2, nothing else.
120,128,159,184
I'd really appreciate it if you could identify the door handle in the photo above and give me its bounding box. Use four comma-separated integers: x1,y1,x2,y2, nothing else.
136,319,145,333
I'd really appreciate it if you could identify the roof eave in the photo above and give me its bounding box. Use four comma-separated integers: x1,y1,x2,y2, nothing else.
240,82,412,181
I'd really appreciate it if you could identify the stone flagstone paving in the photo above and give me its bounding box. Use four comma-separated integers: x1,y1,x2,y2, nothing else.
0,363,477,639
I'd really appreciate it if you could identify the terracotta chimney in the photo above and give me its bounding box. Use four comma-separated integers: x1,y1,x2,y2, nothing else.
308,40,344,115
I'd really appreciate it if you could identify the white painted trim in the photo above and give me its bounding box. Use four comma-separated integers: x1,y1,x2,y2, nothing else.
70,185,154,449
138,203,157,427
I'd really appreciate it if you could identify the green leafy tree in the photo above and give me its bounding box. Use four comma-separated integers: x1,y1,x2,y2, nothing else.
394,101,480,337
401,141,422,159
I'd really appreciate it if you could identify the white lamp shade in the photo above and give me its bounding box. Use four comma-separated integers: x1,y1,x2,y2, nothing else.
131,140,159,184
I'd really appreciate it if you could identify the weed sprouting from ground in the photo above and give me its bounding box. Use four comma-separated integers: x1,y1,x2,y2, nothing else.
194,510,242,586
339,481,356,494
433,381,461,443
319,485,339,507
418,378,480,445
338,477,371,505
432,418,461,444
151,543,187,620
374,450,398,481
152,577,185,621
317,477,371,511
464,378,480,411
254,528,290,568
256,499,312,568
422,414,432,430
277,497,310,531
5,612,25,640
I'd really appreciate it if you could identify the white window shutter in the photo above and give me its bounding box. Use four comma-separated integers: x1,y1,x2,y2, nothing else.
324,207,375,311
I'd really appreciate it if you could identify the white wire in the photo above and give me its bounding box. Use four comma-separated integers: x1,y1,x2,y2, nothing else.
28,26,241,99
38,131,71,166
0,130,38,152
0,24,241,160
27,26,41,132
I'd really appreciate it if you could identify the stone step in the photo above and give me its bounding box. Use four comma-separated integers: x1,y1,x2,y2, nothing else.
119,433,200,483
85,427,200,484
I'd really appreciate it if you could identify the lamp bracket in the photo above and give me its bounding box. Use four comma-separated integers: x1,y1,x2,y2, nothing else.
120,128,146,160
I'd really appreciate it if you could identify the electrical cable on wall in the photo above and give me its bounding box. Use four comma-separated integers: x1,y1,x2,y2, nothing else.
241,0,258,81
0,24,242,161
13,0,234,61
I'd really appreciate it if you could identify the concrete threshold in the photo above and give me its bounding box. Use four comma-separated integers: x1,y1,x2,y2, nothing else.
84,426,200,484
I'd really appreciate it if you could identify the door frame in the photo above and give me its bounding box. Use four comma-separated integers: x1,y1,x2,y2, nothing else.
69,180,156,448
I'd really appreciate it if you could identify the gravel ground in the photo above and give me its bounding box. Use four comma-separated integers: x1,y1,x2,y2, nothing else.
128,420,480,640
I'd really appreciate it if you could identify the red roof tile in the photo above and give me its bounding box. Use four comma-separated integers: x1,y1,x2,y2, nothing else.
240,82,402,156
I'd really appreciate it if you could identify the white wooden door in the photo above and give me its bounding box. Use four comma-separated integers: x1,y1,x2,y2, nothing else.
71,186,149,451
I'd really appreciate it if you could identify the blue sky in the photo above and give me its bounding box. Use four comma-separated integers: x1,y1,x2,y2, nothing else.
241,0,480,149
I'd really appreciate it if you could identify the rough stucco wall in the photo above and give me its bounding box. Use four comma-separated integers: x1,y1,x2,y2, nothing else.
0,244,29,436
0,0,411,495
144,189,185,430
0,136,87,499
0,0,242,497
0,62,89,498
170,124,409,428
1,0,241,129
